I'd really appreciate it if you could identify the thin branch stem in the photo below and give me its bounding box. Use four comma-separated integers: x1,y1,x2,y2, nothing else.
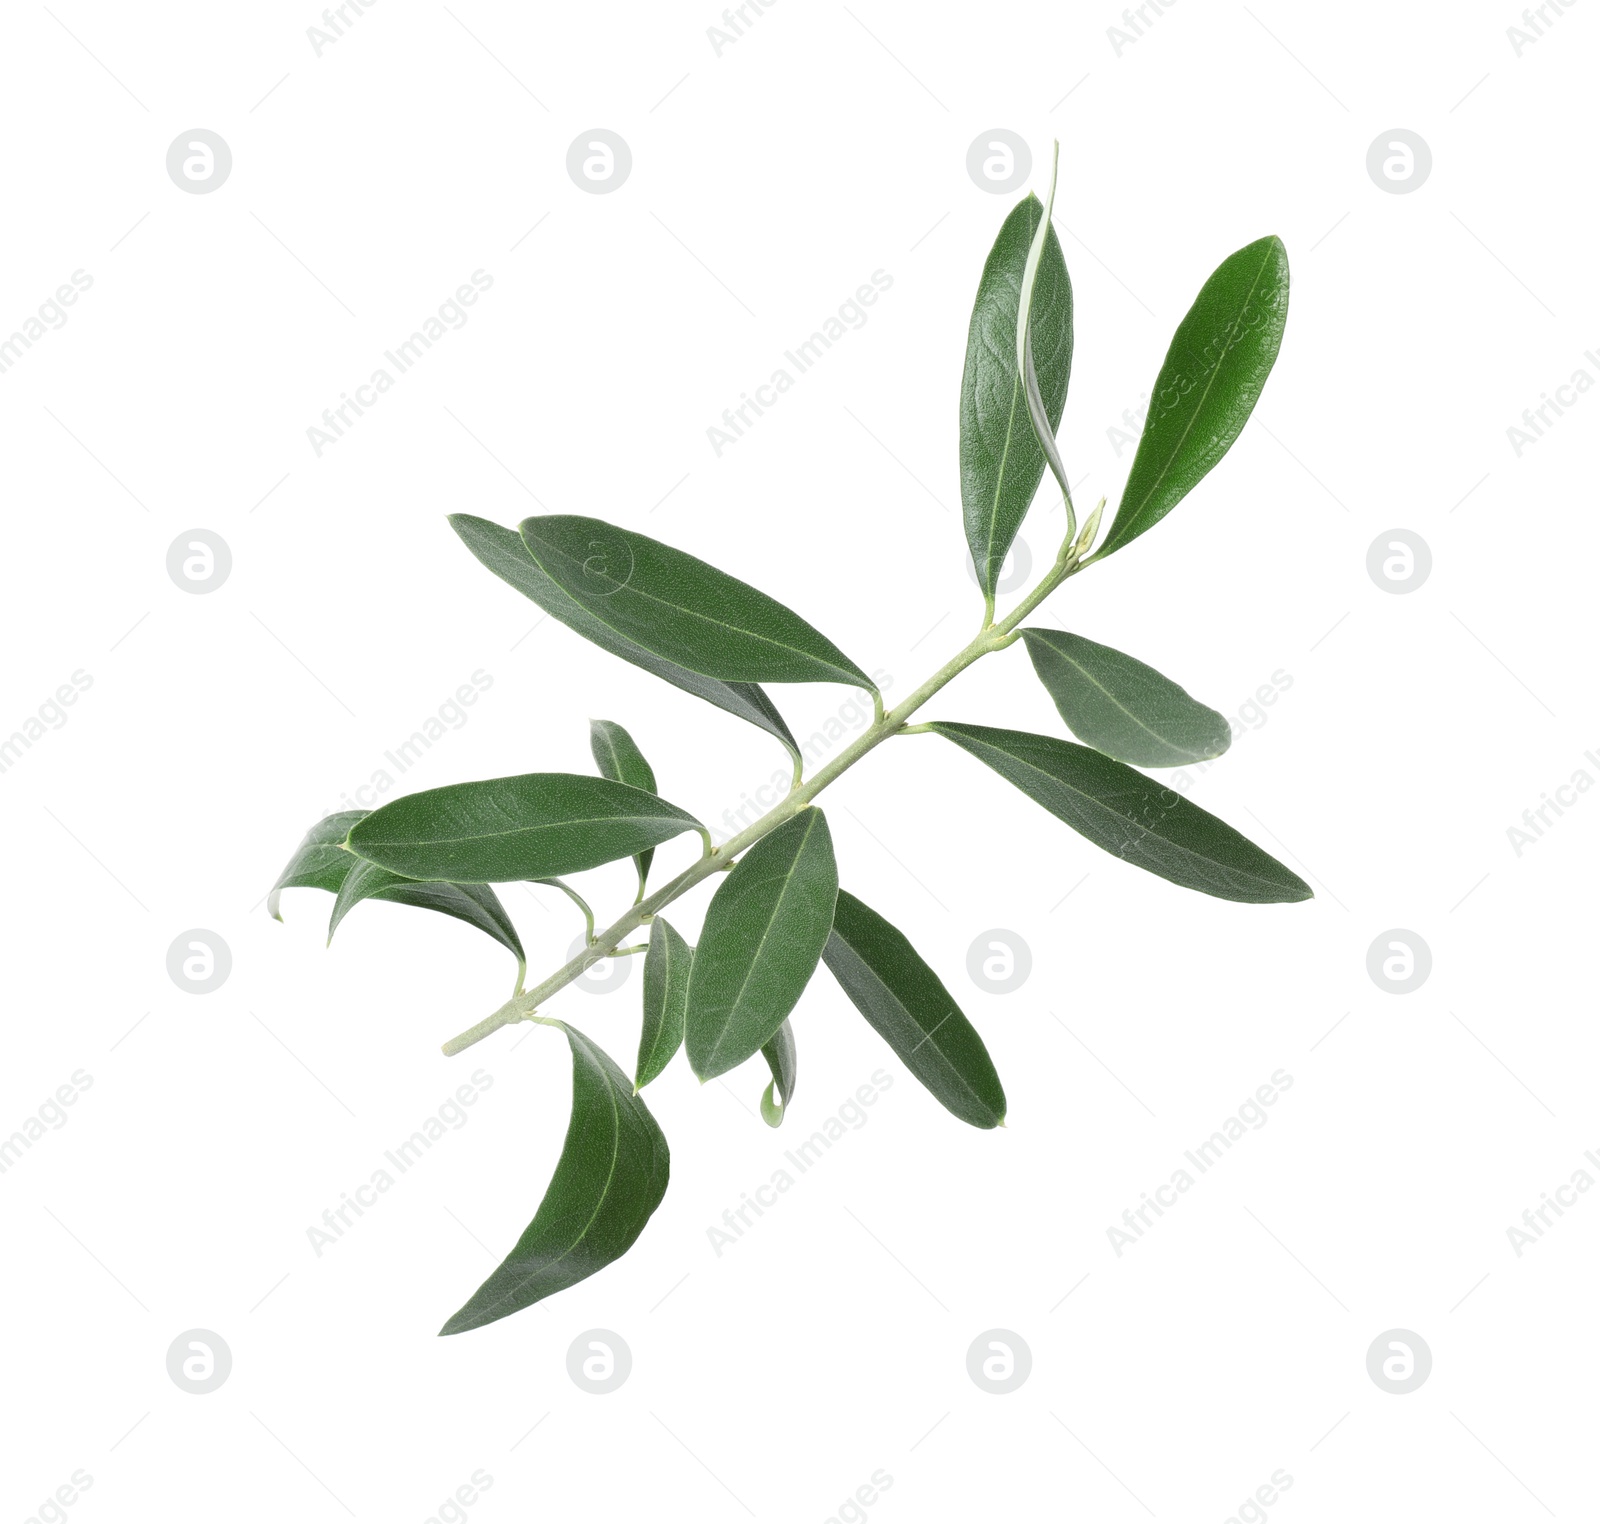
440,530,1089,1056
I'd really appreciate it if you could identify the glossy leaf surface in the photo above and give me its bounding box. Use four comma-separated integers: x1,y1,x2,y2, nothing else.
1097,236,1289,559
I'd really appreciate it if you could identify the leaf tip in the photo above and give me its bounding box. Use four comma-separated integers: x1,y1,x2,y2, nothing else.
760,1081,786,1128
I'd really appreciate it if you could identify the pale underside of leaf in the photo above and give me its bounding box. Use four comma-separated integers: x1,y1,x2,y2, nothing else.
760,1019,797,1126
1016,141,1073,537
1021,629,1230,767
267,809,369,920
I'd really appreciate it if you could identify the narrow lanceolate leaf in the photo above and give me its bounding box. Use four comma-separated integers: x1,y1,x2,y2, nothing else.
759,1020,797,1127
520,516,875,691
268,810,369,920
823,890,1005,1129
439,1022,669,1335
450,514,800,763
346,774,702,884
1020,628,1231,768
931,723,1311,905
1017,142,1073,529
635,916,691,1092
591,719,659,898
1096,236,1289,560
961,193,1073,599
328,857,524,975
685,809,838,1082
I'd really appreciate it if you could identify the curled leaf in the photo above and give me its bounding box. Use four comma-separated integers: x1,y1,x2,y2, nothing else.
439,1022,670,1335
759,1020,797,1127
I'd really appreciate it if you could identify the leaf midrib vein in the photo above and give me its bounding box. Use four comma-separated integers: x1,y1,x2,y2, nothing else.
841,935,992,1114
957,732,1288,892
1113,241,1278,541
364,809,690,851
528,536,860,683
708,815,819,1066
1041,638,1215,760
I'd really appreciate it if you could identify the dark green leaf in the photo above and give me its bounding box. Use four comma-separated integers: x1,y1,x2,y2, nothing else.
759,1020,797,1127
930,723,1311,904
961,194,1073,599
591,719,658,898
589,719,656,794
1096,236,1289,560
450,514,800,762
635,916,691,1092
439,1022,669,1334
267,810,368,920
685,809,838,1081
328,857,524,975
346,773,702,883
519,515,874,690
1020,628,1231,768
823,889,1005,1129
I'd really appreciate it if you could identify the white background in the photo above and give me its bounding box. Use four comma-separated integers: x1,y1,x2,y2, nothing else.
2,1,1596,1520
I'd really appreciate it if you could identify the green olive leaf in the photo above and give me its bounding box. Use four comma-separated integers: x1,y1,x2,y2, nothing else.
591,718,659,899
519,515,875,691
1019,628,1232,768
346,773,703,883
450,514,800,764
1096,236,1289,560
439,1021,670,1335
1016,141,1073,531
635,916,691,1092
823,889,1005,1129
685,808,838,1081
327,857,524,981
267,810,369,920
931,722,1311,904
759,1019,797,1127
961,193,1073,600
